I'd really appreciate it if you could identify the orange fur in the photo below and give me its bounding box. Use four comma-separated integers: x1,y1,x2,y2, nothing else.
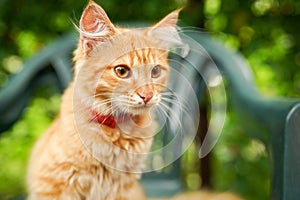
27,2,242,200
27,2,178,200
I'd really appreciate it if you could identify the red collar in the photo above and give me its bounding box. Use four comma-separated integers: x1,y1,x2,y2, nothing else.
92,110,131,128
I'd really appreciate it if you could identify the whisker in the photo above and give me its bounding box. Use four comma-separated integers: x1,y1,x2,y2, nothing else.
162,90,187,101
155,104,169,125
161,91,191,112
161,97,190,113
158,101,183,131
93,92,113,98
92,100,111,109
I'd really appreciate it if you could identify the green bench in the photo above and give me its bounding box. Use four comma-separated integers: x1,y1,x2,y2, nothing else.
0,29,299,200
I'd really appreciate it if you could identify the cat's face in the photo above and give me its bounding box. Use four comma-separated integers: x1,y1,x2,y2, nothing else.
74,2,182,117
97,48,169,115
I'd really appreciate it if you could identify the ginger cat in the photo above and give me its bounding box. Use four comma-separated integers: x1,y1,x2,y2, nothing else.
27,1,243,200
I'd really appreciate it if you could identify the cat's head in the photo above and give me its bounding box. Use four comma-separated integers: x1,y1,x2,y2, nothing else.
74,1,183,117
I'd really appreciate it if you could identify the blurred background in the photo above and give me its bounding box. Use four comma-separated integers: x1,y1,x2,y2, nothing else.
0,0,300,199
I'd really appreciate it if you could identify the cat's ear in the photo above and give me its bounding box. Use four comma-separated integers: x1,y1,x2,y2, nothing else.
79,1,116,55
153,9,181,29
149,9,186,53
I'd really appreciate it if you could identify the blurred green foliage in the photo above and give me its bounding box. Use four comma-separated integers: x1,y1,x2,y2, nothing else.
0,0,299,199
0,94,61,198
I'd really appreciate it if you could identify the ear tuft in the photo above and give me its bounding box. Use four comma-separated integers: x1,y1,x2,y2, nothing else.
149,9,188,56
79,1,116,55
153,9,181,29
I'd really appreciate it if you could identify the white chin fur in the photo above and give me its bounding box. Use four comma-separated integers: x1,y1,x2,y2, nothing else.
128,105,154,115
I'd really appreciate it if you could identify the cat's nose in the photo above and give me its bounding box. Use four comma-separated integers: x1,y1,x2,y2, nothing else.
137,91,153,104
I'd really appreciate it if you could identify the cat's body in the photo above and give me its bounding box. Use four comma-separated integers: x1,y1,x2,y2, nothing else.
27,2,174,199
27,84,149,200
27,2,243,200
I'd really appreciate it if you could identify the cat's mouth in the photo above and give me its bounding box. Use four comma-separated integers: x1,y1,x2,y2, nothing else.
126,102,157,115
109,93,160,116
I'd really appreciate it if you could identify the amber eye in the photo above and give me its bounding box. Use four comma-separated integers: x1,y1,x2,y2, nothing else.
151,65,162,78
114,65,131,78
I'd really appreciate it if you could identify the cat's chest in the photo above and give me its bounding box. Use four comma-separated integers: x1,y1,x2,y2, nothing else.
78,117,156,172
78,164,137,200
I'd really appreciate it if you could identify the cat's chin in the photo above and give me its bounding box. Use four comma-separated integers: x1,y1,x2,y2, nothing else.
129,105,154,116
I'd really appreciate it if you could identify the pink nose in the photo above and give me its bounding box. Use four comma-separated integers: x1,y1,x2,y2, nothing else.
137,91,153,104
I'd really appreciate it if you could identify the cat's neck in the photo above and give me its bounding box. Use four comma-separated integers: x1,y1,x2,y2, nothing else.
91,109,133,128
60,82,155,172
64,82,156,136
